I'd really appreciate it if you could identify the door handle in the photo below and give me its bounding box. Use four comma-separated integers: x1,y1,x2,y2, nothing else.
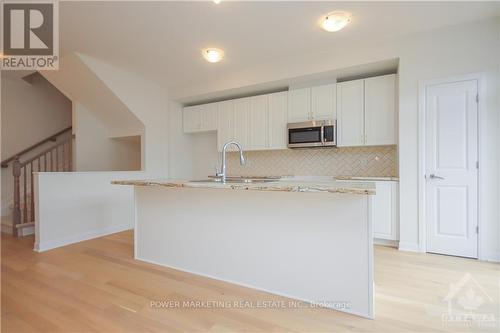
429,174,445,180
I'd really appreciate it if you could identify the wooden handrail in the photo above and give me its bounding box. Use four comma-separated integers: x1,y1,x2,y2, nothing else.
19,135,74,167
1,126,72,168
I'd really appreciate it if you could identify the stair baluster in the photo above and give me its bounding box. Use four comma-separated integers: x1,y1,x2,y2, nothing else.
10,136,74,236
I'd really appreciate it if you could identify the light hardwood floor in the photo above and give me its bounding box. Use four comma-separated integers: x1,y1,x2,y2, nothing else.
1,231,499,332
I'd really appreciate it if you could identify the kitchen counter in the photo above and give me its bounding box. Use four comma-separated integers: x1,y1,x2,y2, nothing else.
112,178,375,195
335,176,399,182
115,176,375,318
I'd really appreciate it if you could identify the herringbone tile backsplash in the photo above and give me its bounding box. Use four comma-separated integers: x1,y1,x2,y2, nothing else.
226,146,398,177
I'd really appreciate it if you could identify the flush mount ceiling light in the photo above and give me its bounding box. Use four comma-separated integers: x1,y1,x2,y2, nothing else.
202,48,224,63
321,11,352,32
213,0,221,4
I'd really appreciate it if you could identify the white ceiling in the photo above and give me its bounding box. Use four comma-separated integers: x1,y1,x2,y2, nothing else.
59,1,500,101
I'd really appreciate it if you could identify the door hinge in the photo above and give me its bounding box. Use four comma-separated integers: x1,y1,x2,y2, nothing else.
476,161,479,169
476,94,479,103
476,226,479,234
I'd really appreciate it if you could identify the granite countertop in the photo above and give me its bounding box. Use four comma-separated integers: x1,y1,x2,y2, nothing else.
335,176,399,182
112,178,376,195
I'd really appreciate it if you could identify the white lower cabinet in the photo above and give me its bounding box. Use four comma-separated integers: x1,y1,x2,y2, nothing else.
372,181,399,241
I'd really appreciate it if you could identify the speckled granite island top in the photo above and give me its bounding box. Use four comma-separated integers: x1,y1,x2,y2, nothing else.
112,178,375,195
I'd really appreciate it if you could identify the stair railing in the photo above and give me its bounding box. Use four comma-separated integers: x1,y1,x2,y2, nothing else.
11,136,73,236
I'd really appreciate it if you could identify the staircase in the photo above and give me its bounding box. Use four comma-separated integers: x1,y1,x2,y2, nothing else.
1,127,73,237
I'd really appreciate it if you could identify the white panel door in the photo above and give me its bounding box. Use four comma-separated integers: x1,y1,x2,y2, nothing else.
337,79,365,147
288,88,311,122
217,100,235,151
364,75,397,146
311,84,336,120
268,91,288,149
249,95,269,150
233,97,250,150
201,102,218,131
425,79,478,258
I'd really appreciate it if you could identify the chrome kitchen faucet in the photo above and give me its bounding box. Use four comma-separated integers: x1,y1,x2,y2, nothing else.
216,141,246,183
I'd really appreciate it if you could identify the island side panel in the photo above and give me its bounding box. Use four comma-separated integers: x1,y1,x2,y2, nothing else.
134,186,373,318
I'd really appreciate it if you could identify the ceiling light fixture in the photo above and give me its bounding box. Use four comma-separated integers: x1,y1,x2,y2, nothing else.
321,11,352,32
213,0,221,4
202,48,224,63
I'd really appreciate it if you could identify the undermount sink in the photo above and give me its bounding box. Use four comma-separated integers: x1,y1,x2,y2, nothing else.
189,178,276,184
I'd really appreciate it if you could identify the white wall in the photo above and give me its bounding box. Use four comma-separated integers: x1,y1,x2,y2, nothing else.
35,56,170,251
77,54,169,178
41,53,144,139
177,18,500,261
73,103,141,171
34,171,144,251
1,72,72,217
1,73,72,158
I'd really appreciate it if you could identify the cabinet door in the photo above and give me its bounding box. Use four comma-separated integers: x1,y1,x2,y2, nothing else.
268,91,288,149
288,88,311,122
249,95,269,150
372,181,398,240
337,80,364,146
311,84,336,120
183,105,201,133
364,74,397,146
233,97,250,150
201,102,218,131
217,100,235,151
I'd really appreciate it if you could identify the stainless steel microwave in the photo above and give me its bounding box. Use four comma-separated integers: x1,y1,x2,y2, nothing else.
287,120,336,148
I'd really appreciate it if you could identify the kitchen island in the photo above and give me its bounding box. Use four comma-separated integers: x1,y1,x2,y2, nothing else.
113,178,375,318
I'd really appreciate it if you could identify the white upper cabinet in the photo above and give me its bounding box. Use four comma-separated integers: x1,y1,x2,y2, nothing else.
268,91,288,149
288,88,311,122
288,84,336,122
183,103,218,133
201,102,218,131
364,74,396,146
183,105,202,133
337,79,365,147
249,95,269,150
311,84,336,120
337,74,397,147
217,100,235,151
233,97,251,150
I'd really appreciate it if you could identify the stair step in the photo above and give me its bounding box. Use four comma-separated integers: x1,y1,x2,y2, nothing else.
15,222,34,229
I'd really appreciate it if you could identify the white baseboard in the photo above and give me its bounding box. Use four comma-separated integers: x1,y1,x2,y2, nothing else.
398,241,421,252
34,224,133,252
1,223,34,236
374,238,399,248
480,251,500,263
